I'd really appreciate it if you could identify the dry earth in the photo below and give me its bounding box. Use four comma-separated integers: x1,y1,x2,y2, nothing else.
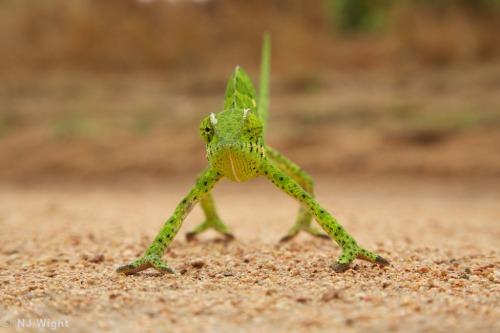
0,176,499,333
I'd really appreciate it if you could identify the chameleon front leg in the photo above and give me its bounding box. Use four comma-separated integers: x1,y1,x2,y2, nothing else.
117,168,223,275
266,146,329,241
261,160,389,272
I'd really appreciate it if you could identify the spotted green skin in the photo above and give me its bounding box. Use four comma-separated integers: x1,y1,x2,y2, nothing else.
117,34,389,275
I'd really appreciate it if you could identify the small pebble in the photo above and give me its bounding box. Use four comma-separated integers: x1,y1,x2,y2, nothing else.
321,289,340,302
190,258,206,268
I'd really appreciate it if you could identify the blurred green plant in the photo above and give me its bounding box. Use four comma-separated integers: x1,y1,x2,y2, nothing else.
327,0,391,33
327,0,500,34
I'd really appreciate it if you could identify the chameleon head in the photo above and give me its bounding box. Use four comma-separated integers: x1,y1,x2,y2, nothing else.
199,108,265,182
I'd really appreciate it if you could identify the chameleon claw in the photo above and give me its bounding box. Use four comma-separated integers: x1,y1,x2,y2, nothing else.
375,255,390,267
331,261,350,273
185,231,198,242
224,233,235,241
315,233,332,240
279,233,298,242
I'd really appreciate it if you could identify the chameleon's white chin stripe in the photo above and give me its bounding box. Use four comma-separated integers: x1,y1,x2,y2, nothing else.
242,108,250,121
228,153,242,182
210,113,218,126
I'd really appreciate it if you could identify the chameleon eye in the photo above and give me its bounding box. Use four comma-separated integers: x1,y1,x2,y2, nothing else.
199,117,215,144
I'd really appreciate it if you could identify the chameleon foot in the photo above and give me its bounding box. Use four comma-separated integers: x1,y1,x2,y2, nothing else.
331,247,390,272
186,230,235,242
116,254,174,275
279,225,330,242
185,219,234,242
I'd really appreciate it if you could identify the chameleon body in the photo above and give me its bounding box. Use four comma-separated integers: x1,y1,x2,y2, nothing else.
117,34,389,275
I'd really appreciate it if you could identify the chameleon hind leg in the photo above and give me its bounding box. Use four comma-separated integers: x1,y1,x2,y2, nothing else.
185,168,234,241
117,168,223,275
261,160,389,272
185,191,234,241
266,146,329,241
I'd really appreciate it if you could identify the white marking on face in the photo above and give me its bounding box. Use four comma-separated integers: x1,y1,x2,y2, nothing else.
242,108,250,121
210,113,218,126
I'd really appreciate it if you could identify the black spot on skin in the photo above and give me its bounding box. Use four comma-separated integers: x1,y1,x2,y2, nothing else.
182,199,187,204
265,171,268,174
302,194,306,199
250,145,253,153
320,210,324,214
204,181,207,186
193,196,198,200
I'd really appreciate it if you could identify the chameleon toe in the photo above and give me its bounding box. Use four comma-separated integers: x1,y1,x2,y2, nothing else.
156,266,175,274
331,261,350,273
116,262,153,275
375,255,390,267
315,233,332,240
224,233,235,241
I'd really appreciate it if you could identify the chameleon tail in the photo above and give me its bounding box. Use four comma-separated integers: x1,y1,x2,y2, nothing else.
257,32,271,139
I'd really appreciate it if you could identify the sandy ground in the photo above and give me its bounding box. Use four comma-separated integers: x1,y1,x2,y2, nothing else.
0,176,499,333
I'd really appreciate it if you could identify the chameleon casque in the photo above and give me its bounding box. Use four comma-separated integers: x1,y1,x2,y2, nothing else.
117,34,389,275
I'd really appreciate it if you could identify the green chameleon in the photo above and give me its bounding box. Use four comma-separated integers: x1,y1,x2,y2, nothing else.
117,34,389,275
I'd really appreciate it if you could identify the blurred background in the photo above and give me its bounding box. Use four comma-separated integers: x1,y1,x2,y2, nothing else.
1,0,499,184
